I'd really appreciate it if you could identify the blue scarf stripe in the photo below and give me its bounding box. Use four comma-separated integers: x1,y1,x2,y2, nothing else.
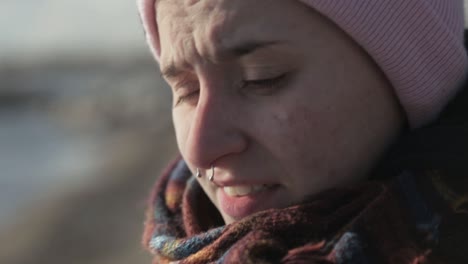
150,226,225,259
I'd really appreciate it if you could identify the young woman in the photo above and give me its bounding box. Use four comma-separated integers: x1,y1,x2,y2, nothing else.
137,0,468,263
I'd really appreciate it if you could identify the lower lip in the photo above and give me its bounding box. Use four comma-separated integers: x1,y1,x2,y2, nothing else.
217,185,282,220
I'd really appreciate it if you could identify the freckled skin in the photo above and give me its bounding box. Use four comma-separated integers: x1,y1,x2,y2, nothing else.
157,0,404,224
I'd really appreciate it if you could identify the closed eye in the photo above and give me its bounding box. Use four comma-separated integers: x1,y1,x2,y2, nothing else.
242,73,288,94
174,90,200,107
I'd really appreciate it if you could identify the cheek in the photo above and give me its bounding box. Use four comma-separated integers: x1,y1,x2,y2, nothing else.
270,104,335,157
267,103,347,184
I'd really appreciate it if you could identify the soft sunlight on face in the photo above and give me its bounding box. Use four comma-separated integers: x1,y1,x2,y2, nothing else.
157,0,403,224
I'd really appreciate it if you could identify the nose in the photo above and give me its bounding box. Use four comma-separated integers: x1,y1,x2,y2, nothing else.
182,84,248,169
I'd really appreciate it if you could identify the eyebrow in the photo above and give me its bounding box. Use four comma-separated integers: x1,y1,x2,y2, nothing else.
160,64,184,80
160,41,279,80
229,40,278,57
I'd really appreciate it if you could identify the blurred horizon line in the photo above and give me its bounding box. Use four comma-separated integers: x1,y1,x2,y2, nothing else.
0,49,158,68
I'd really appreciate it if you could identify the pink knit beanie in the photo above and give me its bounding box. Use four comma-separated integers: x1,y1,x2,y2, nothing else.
137,0,468,128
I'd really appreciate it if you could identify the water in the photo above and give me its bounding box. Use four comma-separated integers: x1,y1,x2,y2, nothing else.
0,110,99,225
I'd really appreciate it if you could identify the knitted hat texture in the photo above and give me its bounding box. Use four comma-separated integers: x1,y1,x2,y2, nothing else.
137,0,468,128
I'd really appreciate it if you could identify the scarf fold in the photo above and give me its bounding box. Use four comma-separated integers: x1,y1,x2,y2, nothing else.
142,157,467,263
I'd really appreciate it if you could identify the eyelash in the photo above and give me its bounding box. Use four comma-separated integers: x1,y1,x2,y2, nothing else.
242,74,287,91
174,74,288,106
175,90,199,106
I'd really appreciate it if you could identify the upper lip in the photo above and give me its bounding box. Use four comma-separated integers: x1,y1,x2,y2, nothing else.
213,178,279,188
209,168,280,187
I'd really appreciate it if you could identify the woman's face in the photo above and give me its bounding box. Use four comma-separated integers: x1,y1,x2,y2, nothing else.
157,0,403,224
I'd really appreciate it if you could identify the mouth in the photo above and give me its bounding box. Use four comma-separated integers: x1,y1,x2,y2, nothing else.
217,183,283,221
222,184,277,197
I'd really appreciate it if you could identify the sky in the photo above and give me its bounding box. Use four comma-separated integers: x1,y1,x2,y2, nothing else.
0,0,147,60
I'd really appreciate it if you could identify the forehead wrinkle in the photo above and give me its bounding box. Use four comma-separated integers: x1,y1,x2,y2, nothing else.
196,0,278,60
158,0,200,75
185,0,234,63
160,0,279,71
159,0,236,73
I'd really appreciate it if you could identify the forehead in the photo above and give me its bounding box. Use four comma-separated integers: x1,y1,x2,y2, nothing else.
156,0,279,37
156,0,231,53
156,0,306,68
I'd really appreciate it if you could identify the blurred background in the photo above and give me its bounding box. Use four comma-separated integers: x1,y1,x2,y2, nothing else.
0,1,177,264
1,2,468,264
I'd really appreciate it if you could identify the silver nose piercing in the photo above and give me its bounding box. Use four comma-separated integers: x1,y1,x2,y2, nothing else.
196,168,202,178
209,165,215,182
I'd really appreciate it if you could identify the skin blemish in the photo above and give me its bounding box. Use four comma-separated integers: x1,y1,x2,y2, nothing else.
274,110,289,123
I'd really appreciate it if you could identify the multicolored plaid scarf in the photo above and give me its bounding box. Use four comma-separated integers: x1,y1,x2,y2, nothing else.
142,157,468,263
142,83,468,263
